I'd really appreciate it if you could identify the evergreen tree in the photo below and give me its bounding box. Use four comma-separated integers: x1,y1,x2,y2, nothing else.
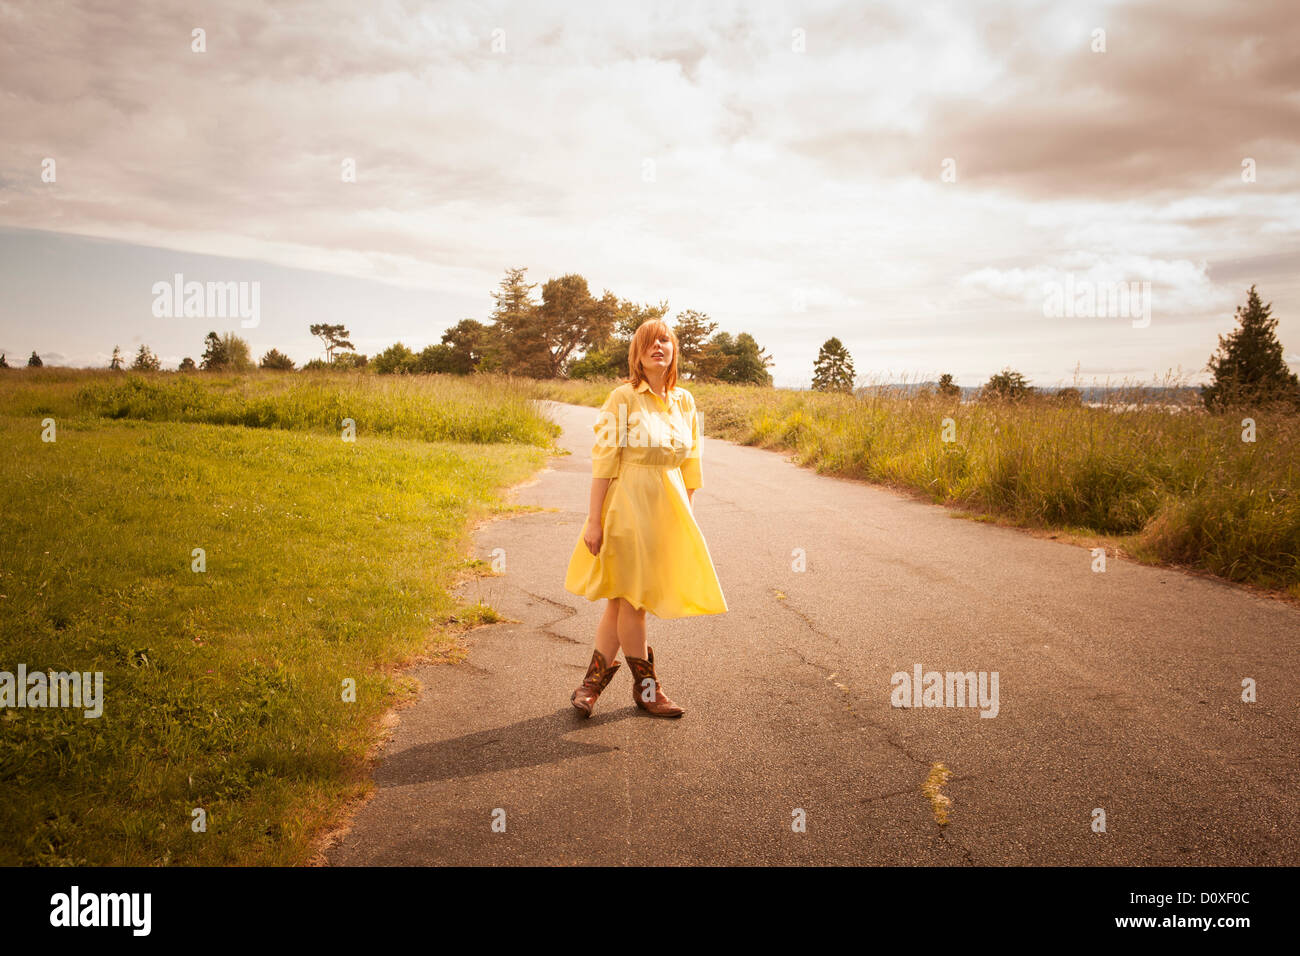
27,351,42,367
110,346,124,370
200,331,226,370
178,357,196,372
0,353,8,369
811,337,856,392
1202,285,1299,409
131,344,161,371
937,373,960,398
487,267,543,374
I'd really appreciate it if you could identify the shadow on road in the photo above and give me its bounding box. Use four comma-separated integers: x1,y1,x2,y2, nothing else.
372,706,636,785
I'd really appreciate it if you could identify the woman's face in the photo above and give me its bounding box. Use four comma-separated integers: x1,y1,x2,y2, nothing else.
642,333,673,373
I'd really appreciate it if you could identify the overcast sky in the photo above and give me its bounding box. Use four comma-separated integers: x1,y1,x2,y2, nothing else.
2,0,1298,387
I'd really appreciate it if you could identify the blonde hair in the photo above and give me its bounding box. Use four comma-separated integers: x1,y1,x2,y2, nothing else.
626,319,679,392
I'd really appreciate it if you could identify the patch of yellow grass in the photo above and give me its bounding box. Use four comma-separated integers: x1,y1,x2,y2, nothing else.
922,762,953,826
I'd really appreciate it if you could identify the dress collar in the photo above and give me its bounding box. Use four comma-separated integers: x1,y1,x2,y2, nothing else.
635,379,677,403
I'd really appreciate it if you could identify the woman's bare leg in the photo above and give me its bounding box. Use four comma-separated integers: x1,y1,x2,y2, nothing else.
615,598,681,715
571,599,626,716
615,597,648,660
594,598,621,661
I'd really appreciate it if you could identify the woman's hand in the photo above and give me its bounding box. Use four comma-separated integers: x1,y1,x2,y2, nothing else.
583,517,604,556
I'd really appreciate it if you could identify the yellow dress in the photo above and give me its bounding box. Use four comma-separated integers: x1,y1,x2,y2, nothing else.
564,381,728,619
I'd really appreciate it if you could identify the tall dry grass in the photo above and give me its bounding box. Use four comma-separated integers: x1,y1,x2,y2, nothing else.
1,368,559,446
539,376,1299,594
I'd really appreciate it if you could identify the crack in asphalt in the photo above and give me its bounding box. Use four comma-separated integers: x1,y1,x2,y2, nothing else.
777,634,932,768
775,591,983,864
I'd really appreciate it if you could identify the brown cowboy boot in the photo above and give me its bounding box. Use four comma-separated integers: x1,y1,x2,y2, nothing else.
571,648,621,717
625,646,684,717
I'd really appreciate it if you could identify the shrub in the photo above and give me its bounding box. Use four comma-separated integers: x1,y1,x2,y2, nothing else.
260,349,296,371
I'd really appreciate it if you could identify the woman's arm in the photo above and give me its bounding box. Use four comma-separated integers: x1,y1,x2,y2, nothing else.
680,392,703,496
583,476,611,555
588,476,612,525
585,388,625,554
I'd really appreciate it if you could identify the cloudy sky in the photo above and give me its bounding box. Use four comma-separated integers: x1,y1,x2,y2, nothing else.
2,0,1298,387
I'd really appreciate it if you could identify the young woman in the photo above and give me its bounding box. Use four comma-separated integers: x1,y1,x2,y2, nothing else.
562,319,728,718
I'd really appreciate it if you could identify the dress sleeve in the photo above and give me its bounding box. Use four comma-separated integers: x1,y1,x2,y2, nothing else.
679,392,703,490
591,387,625,479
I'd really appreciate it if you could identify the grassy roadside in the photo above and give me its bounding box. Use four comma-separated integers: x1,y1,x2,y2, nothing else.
5,368,555,445
3,365,1293,865
536,377,1300,597
0,372,555,864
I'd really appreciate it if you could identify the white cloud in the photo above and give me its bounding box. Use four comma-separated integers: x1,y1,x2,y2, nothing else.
0,0,1297,386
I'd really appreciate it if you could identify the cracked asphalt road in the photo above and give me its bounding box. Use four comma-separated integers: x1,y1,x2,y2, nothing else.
325,399,1300,866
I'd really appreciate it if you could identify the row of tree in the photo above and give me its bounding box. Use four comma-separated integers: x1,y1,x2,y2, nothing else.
350,269,775,384
806,286,1297,409
0,351,45,368
9,279,1291,408
810,336,1073,402
89,268,777,383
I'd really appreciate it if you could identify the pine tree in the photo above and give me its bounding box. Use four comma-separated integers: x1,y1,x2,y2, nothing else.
1202,285,1299,409
200,331,225,370
110,346,124,370
491,267,539,327
0,353,8,369
486,267,541,374
495,268,555,377
27,351,42,367
131,344,161,371
937,373,960,398
811,337,855,392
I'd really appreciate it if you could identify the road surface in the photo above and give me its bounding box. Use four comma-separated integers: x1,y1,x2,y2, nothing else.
325,399,1299,865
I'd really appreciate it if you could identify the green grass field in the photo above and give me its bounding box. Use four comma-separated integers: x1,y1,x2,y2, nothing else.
537,377,1300,596
0,370,556,864
2,366,1295,865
